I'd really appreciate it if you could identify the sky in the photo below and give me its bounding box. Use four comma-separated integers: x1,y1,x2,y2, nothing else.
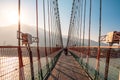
0,0,120,41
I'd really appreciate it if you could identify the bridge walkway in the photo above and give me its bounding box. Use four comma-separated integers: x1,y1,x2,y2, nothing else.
48,52,90,80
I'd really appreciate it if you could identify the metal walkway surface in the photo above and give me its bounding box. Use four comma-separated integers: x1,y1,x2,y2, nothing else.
48,52,90,80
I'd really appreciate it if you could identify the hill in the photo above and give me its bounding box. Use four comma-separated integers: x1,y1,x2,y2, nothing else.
62,37,107,47
0,24,107,47
0,24,46,46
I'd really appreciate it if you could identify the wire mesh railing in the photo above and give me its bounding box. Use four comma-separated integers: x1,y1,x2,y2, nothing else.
0,46,19,80
0,46,62,80
67,0,120,80
0,0,63,80
69,46,120,80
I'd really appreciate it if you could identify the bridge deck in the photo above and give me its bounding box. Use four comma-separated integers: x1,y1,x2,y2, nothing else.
48,52,90,80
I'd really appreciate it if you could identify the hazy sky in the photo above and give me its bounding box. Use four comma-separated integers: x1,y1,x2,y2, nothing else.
0,0,120,41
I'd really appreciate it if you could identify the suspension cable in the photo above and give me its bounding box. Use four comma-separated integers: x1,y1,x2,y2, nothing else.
80,0,83,47
76,0,81,48
43,0,49,70
50,0,54,49
96,0,102,73
87,0,92,64
47,0,52,54
36,0,43,79
18,0,25,80
82,0,86,47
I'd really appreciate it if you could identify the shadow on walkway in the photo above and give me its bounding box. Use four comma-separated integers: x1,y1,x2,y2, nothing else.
48,52,90,80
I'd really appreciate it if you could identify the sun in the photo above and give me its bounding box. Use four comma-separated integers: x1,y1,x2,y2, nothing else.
0,4,30,27
7,11,18,24
5,10,25,25
0,5,30,26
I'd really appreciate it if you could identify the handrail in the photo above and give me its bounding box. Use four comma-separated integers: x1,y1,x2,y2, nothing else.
69,48,120,80
0,47,63,80
43,49,63,80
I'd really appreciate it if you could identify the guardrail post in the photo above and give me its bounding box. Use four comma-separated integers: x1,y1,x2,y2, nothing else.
18,47,25,80
104,43,112,80
37,47,43,80
29,50,34,80
18,0,25,79
95,47,100,80
27,44,34,80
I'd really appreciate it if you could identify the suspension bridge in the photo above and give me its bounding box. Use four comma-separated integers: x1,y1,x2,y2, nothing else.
0,0,120,80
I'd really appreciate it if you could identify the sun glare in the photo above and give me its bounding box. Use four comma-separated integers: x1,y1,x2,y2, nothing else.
0,4,34,27
4,9,25,25
7,11,18,24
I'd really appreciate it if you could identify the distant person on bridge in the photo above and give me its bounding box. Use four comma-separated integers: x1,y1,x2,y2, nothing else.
64,47,68,56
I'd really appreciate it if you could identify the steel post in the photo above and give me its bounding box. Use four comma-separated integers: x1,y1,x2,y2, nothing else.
104,43,112,80
18,0,25,80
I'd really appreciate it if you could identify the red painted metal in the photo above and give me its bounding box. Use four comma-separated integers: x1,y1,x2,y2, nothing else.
43,0,50,71
95,0,102,76
86,0,92,65
26,44,34,80
36,0,43,79
104,44,113,80
18,0,25,80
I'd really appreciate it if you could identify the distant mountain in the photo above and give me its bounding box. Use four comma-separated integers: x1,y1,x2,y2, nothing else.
0,24,46,46
84,39,107,46
62,37,107,46
0,25,17,46
0,24,107,47
62,35,68,47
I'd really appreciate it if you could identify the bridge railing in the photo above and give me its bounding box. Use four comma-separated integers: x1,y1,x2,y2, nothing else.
69,46,120,80
0,46,63,80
